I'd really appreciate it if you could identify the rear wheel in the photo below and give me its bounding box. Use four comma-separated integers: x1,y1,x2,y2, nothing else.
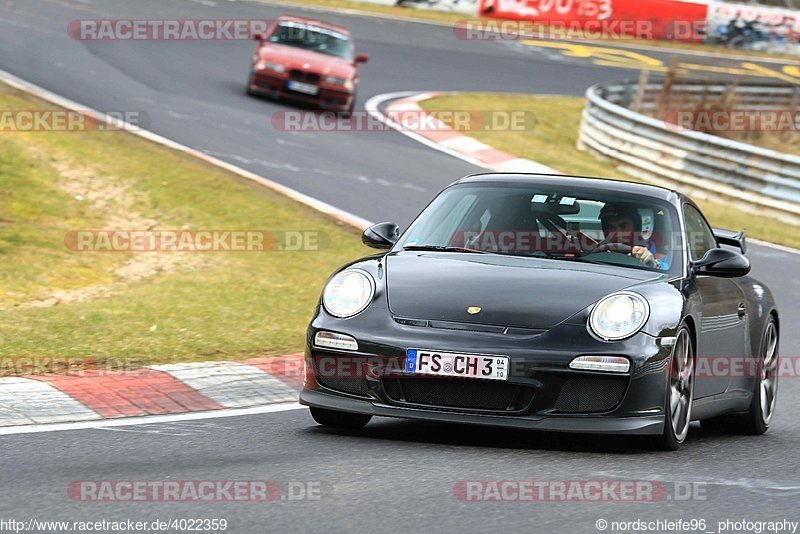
310,407,372,429
650,325,694,451
700,317,778,435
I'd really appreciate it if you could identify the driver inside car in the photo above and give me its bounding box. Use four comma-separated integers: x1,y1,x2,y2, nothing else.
598,203,671,270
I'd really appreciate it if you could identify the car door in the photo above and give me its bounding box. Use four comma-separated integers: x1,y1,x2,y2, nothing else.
683,204,747,398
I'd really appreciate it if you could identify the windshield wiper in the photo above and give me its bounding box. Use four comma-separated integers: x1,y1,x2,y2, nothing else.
402,245,487,254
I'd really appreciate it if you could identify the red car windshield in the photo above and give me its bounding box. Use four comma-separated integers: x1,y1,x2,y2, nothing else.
268,23,353,60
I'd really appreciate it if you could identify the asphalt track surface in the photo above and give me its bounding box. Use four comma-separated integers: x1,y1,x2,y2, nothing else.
1,1,800,532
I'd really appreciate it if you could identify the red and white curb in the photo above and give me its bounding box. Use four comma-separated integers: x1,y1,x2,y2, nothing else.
367,91,561,175
0,355,305,427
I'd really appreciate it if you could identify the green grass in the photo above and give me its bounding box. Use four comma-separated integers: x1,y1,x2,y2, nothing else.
0,83,370,367
420,92,800,249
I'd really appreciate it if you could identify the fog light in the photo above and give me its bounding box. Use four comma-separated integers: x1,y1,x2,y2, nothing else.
314,331,358,351
569,355,630,373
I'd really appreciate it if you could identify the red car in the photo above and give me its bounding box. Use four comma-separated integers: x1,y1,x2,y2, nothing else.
247,15,368,113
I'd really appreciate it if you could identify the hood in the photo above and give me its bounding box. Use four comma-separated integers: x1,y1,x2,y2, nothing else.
259,44,356,78
385,252,662,329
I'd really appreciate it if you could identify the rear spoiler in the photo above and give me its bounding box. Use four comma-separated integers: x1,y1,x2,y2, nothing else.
713,228,747,254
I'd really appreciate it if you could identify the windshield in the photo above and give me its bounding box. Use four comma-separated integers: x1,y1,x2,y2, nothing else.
268,22,353,60
398,183,683,274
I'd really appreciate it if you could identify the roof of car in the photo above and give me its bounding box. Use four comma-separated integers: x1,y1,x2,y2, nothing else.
275,15,351,35
452,173,679,202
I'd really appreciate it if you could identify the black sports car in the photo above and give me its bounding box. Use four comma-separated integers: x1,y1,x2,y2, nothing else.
300,173,780,450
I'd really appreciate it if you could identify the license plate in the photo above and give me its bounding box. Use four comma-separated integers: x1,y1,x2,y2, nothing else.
405,349,509,381
286,80,319,95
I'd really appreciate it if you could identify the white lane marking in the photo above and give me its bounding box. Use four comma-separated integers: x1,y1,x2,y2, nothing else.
0,68,374,231
440,136,494,154
749,238,800,256
0,378,100,426
94,426,199,436
0,403,305,436
368,91,559,174
365,91,488,169
151,361,299,408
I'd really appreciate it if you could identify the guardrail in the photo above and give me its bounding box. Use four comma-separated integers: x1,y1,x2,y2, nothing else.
577,80,800,224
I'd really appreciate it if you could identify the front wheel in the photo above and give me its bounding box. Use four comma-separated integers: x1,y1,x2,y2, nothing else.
343,93,356,115
246,73,256,96
650,325,694,451
310,407,372,429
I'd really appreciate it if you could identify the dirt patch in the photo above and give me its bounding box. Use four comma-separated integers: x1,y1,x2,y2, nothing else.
17,151,213,308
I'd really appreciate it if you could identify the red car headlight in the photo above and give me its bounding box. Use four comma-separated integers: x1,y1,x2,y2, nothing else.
255,60,286,73
324,75,353,90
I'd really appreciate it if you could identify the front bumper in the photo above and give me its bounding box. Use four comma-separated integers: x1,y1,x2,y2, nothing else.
249,71,353,111
300,303,676,436
300,389,665,435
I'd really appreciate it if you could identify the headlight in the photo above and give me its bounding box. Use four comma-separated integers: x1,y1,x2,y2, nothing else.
322,269,375,318
255,60,285,73
324,75,352,89
589,292,649,341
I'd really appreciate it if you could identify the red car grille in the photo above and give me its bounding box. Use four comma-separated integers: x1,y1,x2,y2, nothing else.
289,69,321,84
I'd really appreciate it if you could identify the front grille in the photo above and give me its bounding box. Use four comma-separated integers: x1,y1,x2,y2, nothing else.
289,69,321,84
553,376,628,413
316,376,370,397
312,354,370,398
382,377,534,412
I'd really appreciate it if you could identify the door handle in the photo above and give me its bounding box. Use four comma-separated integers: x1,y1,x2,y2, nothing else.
737,303,746,318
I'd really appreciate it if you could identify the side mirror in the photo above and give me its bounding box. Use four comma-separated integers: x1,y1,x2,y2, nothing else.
253,33,264,41
355,53,369,64
362,222,399,249
692,247,750,278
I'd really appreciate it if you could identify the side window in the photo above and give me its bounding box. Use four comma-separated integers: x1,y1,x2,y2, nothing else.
683,204,717,261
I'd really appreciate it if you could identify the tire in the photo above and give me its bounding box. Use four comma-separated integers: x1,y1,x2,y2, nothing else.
310,407,372,429
246,74,256,96
344,94,356,115
700,317,778,435
649,324,694,451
